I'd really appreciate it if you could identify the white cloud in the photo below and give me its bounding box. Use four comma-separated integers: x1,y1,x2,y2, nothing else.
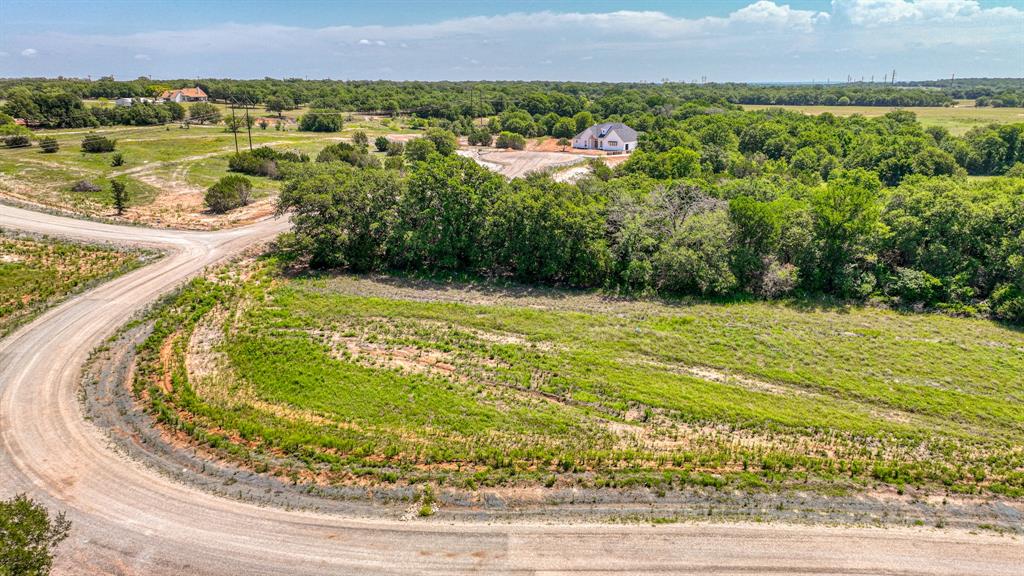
134,53,151,60
358,38,371,45
831,0,1013,26
20,48,37,57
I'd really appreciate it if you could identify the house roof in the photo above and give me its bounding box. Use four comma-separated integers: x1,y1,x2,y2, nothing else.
160,87,208,99
574,122,638,142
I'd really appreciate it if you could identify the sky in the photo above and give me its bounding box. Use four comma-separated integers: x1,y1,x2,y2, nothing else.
0,0,1021,82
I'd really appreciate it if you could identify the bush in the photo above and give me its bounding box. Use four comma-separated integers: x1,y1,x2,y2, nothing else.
0,494,71,576
299,109,343,132
990,284,1024,324
386,140,405,157
205,174,253,213
468,130,493,146
352,130,369,148
4,134,31,148
495,131,526,150
316,142,378,168
228,147,308,178
81,133,116,153
374,136,390,152
39,136,59,153
892,267,942,305
384,156,404,171
110,152,124,167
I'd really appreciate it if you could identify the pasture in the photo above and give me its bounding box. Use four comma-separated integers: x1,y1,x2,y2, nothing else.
136,261,1024,498
741,101,1024,135
0,115,415,229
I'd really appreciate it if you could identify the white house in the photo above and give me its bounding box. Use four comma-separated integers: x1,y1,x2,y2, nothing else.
572,122,638,152
114,97,134,107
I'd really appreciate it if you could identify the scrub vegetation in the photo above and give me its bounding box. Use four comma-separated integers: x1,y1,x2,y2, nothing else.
0,232,150,335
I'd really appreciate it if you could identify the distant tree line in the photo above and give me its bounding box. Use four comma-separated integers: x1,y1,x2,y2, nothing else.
276,106,1024,324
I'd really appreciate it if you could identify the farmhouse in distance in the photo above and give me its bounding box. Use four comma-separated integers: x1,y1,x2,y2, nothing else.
572,122,638,152
159,87,209,103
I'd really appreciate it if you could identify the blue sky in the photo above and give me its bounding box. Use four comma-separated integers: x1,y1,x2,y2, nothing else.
1,0,1021,81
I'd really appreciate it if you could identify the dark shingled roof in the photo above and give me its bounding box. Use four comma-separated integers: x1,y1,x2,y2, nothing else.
574,122,638,142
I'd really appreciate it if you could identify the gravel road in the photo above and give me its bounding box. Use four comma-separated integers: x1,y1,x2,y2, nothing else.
1,203,1021,575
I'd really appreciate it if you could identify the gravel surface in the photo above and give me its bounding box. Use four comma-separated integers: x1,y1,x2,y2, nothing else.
1,204,1022,575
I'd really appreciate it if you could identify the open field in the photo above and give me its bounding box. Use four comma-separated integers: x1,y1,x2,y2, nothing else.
0,119,416,228
0,230,151,336
134,260,1024,504
742,101,1024,135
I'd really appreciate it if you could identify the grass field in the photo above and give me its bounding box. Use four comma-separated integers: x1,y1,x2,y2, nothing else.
136,261,1024,498
0,232,151,336
0,116,416,228
742,101,1024,135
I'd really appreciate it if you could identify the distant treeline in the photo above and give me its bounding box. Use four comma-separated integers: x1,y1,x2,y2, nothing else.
899,78,1024,107
6,77,1016,118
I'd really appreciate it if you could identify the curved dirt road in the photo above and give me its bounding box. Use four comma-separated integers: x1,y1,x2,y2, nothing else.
1,204,1021,575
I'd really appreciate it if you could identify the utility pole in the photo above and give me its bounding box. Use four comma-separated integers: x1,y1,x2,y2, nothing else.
244,99,253,151
230,100,239,154
891,69,896,85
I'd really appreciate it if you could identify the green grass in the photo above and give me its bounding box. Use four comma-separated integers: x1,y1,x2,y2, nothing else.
742,101,1024,135
135,262,1024,497
0,232,152,336
0,122,415,224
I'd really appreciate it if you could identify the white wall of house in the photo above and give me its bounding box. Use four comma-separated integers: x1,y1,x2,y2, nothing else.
573,128,636,151
114,98,133,107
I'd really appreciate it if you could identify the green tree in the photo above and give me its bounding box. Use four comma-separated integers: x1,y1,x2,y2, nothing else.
424,128,458,156
188,101,221,125
299,109,343,132
0,494,71,576
390,155,505,270
111,179,129,215
809,169,883,294
205,174,253,213
277,165,401,269
374,136,390,152
404,138,436,162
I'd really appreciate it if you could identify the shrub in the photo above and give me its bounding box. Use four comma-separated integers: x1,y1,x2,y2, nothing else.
892,267,942,305
384,156,404,171
468,130,493,146
71,180,101,193
352,130,369,148
110,152,124,167
4,134,31,148
374,136,390,152
39,136,59,153
386,140,405,157
299,109,343,132
316,142,378,168
495,131,526,150
0,494,71,576
228,147,308,178
81,133,116,153
1006,163,1024,178
205,174,253,213
990,284,1024,324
